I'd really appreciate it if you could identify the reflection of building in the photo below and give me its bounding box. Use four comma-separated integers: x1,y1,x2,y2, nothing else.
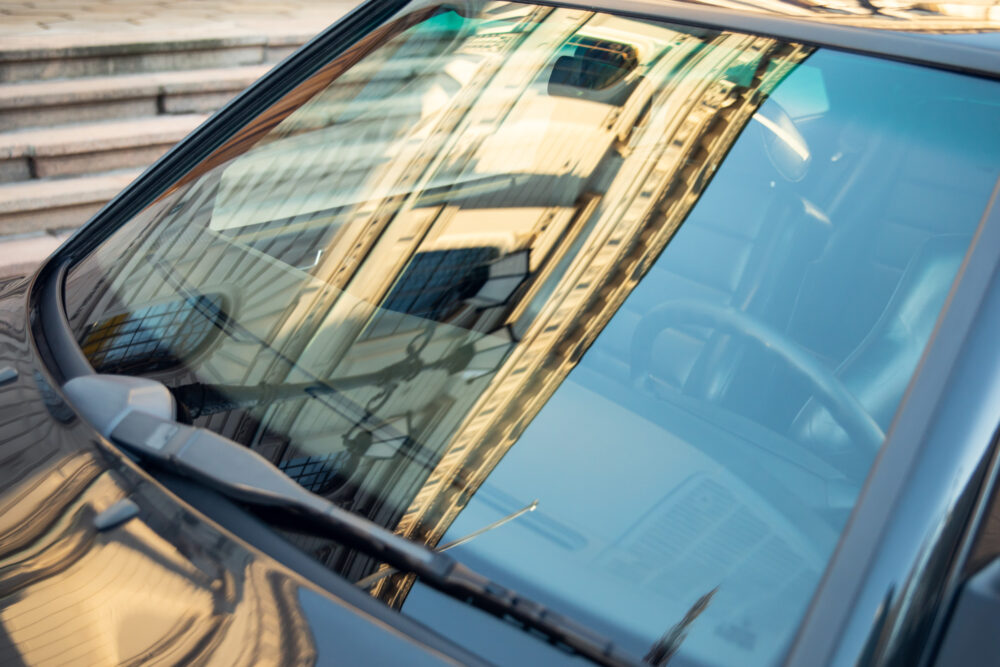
376,29,810,606
63,1,808,608
0,451,317,664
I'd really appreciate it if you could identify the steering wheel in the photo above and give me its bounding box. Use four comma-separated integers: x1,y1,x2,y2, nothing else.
629,300,884,456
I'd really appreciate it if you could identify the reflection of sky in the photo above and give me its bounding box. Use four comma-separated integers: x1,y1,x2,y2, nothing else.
404,372,827,666
401,48,1000,667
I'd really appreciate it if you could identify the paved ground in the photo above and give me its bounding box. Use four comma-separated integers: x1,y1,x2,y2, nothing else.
0,0,349,40
0,229,72,279
0,0,358,278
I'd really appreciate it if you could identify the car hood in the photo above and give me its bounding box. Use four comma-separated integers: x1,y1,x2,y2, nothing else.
0,273,470,666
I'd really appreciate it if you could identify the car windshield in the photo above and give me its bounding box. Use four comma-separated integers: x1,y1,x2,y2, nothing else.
62,1,1000,664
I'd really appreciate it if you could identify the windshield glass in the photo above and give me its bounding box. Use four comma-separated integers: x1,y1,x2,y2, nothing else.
63,2,1000,664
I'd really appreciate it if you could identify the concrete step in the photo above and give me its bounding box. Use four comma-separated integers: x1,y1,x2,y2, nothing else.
0,114,207,182
0,168,142,236
0,230,72,280
0,64,271,131
0,28,314,83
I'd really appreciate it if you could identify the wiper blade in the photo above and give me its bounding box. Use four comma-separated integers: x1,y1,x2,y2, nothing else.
68,375,639,667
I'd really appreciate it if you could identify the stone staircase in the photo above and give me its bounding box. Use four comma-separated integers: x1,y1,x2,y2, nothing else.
0,26,331,241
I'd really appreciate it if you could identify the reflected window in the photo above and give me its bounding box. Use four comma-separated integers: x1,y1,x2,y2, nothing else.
549,36,639,104
279,453,350,494
367,247,500,337
80,294,225,375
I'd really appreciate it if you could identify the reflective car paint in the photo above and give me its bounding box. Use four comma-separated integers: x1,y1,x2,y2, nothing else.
0,274,475,665
1,0,1000,665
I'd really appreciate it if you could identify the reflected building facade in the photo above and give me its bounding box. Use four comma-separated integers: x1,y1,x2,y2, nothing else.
61,2,810,608
0,391,320,665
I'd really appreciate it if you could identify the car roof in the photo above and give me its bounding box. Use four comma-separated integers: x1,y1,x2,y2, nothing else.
667,0,1000,34
546,0,1000,77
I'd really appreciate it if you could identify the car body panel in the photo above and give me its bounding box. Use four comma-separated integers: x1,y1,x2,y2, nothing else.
2,0,1000,665
0,274,476,665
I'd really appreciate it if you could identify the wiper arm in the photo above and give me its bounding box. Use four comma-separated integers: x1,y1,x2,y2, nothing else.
355,498,538,589
63,374,641,667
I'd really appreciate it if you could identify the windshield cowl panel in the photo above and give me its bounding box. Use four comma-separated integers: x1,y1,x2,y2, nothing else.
61,2,1000,665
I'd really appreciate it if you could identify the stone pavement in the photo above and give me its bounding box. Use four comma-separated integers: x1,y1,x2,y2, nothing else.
0,229,72,278
0,0,349,41
0,0,361,278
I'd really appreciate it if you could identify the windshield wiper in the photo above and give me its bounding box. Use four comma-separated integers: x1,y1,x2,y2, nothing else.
355,498,538,589
63,374,641,667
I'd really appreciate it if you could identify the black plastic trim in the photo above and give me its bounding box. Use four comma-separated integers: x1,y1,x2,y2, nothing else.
36,260,96,382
